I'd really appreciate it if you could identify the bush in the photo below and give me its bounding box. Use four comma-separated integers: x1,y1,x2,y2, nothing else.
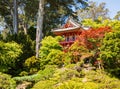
31,66,120,89
0,72,16,89
56,70,120,89
13,65,57,82
32,80,56,89
39,36,64,68
99,31,120,77
0,41,22,72
4,32,35,75
56,80,98,89
24,56,40,75
34,65,57,82
67,41,92,64
45,49,64,67
100,31,120,67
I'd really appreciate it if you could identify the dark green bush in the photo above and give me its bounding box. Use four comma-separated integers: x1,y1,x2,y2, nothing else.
4,32,35,75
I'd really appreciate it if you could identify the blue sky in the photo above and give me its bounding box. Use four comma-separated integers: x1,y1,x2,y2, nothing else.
91,0,120,19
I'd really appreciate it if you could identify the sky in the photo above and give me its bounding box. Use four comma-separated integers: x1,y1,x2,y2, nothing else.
91,0,120,19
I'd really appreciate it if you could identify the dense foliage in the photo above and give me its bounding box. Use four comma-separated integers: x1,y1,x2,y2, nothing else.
0,20,120,89
77,26,111,49
39,36,64,69
0,1,120,88
82,17,120,31
20,56,40,75
100,31,120,67
0,41,22,72
0,72,16,89
32,65,120,89
3,32,35,75
99,31,120,77
77,1,109,21
0,0,88,35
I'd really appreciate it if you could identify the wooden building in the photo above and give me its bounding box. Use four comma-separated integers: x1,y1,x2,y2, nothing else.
52,18,85,48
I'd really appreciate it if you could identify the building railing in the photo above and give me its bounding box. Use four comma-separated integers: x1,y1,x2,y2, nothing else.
60,40,74,45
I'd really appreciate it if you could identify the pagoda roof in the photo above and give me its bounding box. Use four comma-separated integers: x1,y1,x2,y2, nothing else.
52,18,81,33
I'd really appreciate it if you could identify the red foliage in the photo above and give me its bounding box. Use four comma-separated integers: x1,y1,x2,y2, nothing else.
76,26,111,49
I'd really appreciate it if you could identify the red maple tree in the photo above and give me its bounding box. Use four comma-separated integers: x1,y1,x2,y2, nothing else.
76,26,111,49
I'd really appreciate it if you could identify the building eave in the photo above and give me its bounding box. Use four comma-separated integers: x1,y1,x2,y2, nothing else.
52,26,81,32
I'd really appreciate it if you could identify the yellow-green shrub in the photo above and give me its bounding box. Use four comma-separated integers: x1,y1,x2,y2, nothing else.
0,72,16,89
32,80,56,89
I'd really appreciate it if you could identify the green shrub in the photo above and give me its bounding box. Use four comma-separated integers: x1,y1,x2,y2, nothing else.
99,31,120,77
67,41,91,64
56,80,98,89
55,70,120,89
50,66,81,83
13,74,38,82
31,67,120,89
39,36,64,68
0,72,16,89
32,80,56,89
13,65,56,82
24,56,40,75
34,65,56,82
100,31,120,67
0,41,22,72
4,32,35,75
19,71,28,76
46,49,64,67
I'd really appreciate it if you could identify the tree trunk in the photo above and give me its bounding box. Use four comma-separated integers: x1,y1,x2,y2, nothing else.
13,0,18,34
22,22,28,34
36,0,44,58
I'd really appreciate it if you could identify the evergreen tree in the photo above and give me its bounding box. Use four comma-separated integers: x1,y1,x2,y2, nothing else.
77,1,109,21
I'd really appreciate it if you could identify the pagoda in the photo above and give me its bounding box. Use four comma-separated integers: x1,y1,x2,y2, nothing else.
52,18,84,48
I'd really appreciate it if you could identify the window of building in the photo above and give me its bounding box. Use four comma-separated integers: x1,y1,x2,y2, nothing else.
72,36,75,41
66,37,69,41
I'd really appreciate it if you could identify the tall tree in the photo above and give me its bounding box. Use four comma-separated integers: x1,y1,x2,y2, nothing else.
35,0,88,58
114,11,120,20
99,31,120,78
0,0,88,58
0,0,87,35
77,1,109,21
18,0,39,34
13,0,18,34
0,0,13,32
0,0,19,34
36,0,44,58
43,0,88,36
